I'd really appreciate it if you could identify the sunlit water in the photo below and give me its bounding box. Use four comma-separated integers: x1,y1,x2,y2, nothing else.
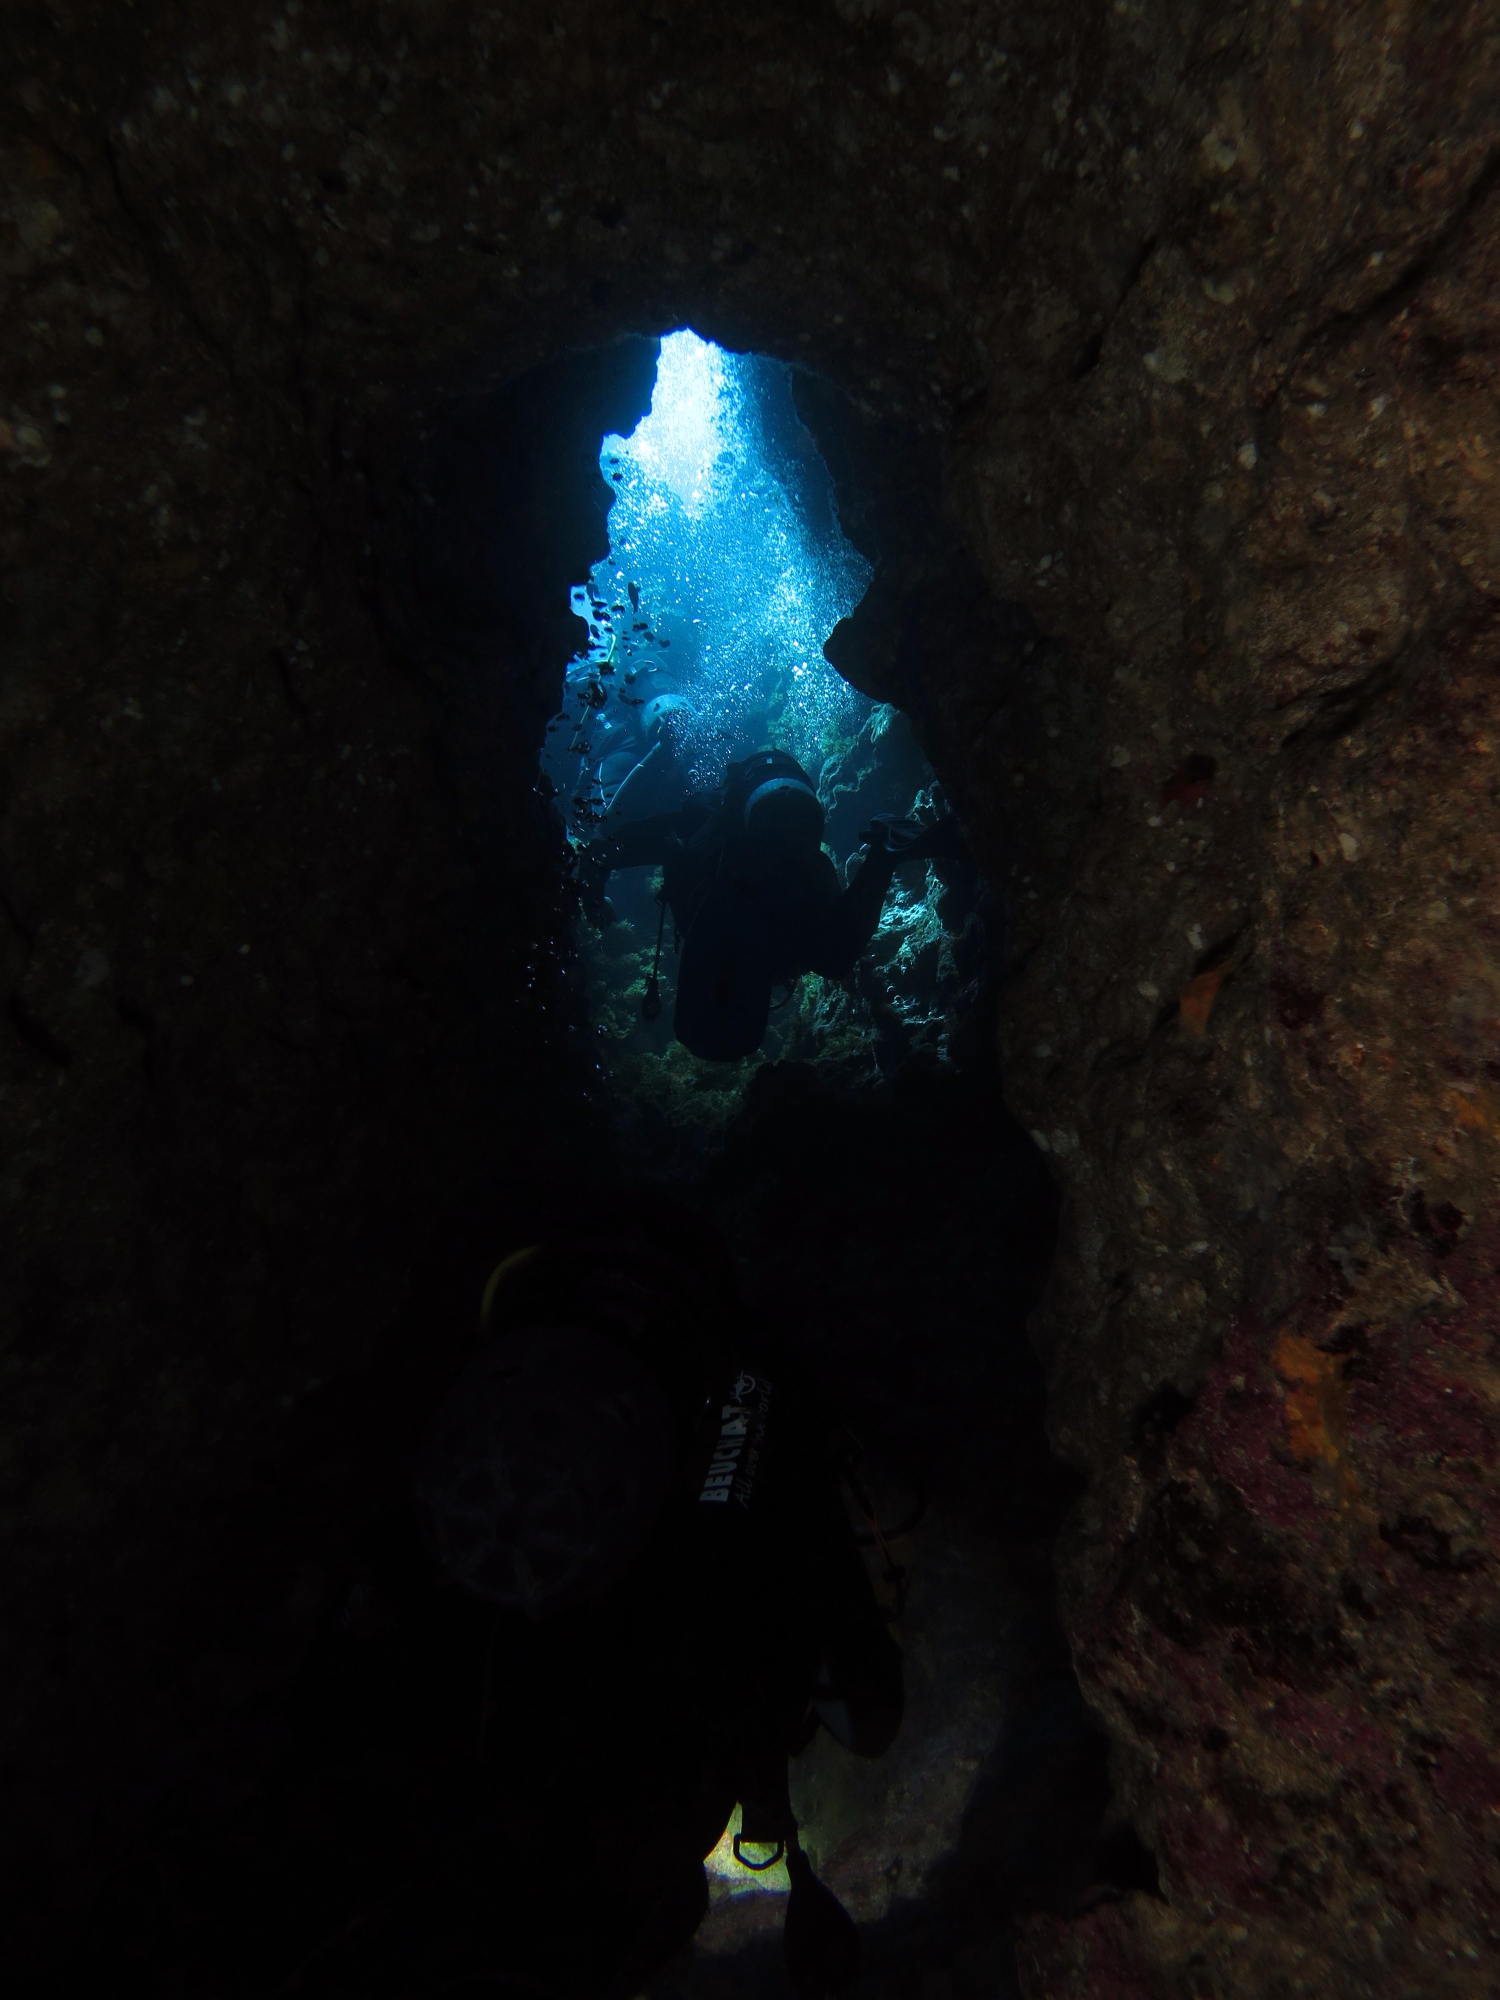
520,339,1023,1993
539,331,960,1156
543,330,873,825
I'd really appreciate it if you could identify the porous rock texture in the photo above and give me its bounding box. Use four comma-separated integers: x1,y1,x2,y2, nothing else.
2,2,1498,1996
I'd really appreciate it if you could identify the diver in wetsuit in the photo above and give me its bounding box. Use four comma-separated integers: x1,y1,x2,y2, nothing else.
593,688,695,827
299,1198,908,1997
583,748,956,1062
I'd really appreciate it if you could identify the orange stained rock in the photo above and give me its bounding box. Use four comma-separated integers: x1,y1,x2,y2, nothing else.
1179,966,1228,1035
1272,1330,1344,1468
1450,1085,1500,1139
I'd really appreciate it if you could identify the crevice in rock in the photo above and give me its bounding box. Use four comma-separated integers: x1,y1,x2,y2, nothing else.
356,333,1154,1992
10,13,1497,1999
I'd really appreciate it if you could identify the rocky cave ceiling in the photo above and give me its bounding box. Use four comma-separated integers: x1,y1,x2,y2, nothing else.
3,2,1500,1997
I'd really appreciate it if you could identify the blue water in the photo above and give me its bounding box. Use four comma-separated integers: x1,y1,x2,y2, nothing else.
543,331,873,836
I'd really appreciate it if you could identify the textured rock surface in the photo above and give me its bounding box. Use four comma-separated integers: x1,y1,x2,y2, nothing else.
3,2,1498,1995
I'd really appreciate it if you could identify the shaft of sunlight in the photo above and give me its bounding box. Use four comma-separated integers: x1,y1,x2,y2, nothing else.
543,330,872,828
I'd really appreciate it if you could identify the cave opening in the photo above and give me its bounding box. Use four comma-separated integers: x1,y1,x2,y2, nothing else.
21,328,1150,2000
337,330,1154,1995
8,14,1491,1997
540,329,970,1164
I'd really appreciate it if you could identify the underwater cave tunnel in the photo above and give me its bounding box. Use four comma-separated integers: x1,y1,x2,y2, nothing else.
4,273,1121,1994
6,7,1500,2000
369,323,1123,1987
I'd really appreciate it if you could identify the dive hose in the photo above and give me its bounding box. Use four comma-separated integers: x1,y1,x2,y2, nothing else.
641,889,667,1022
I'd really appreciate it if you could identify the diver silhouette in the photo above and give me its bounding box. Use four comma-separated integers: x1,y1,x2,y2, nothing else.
582,748,960,1061
298,1198,912,1997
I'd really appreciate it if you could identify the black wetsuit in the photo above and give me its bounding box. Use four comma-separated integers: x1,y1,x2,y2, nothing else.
595,756,898,1061
289,1214,902,1999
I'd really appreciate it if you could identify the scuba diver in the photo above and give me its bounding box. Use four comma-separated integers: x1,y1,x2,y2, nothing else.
298,1192,913,1998
593,686,695,827
580,747,961,1061
549,652,694,835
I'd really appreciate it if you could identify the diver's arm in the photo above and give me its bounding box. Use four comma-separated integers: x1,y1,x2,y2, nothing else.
766,845,894,979
808,817,962,975
817,849,896,975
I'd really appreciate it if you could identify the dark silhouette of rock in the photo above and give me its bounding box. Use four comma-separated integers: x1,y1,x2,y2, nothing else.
2,5,1498,1998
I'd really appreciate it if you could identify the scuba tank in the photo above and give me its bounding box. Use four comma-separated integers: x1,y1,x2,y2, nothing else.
666,749,828,1062
662,749,826,935
735,748,826,860
670,877,775,1060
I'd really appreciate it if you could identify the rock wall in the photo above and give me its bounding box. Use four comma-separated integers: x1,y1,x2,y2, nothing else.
2,2,1497,1994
